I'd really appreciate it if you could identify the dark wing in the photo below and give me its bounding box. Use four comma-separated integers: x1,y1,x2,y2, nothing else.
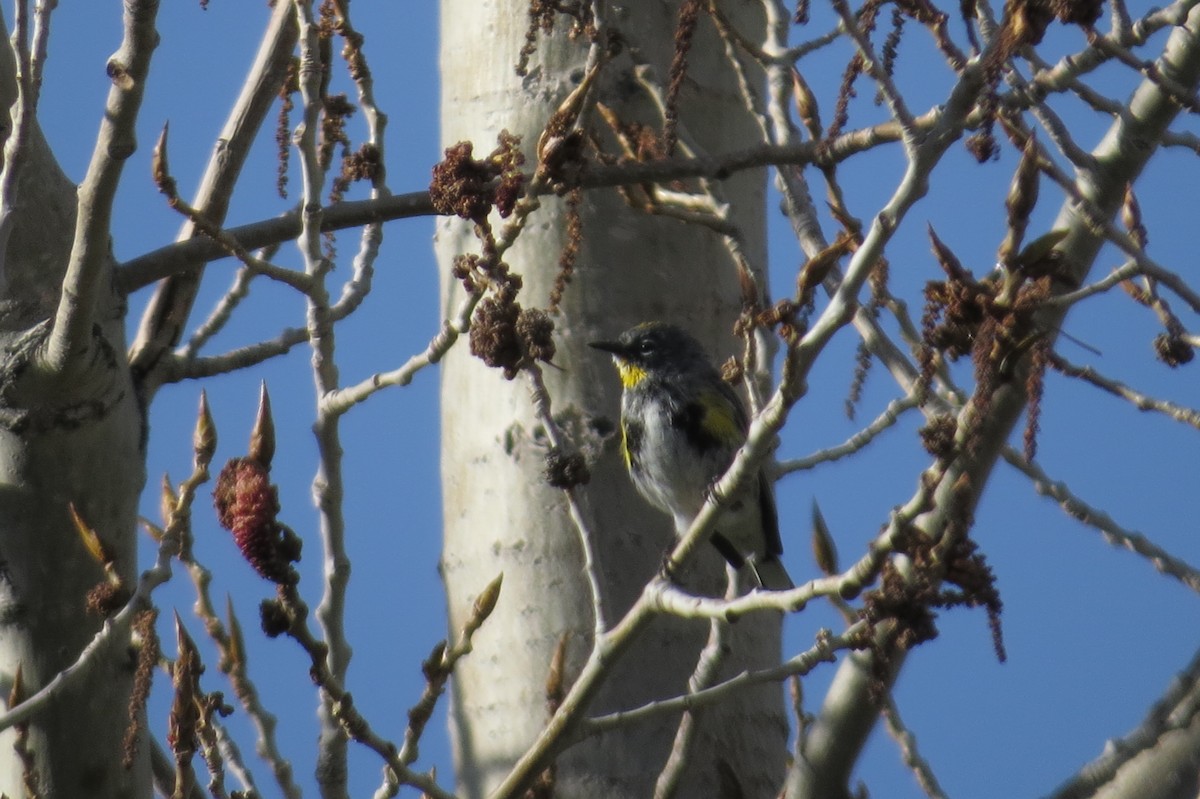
758,474,783,559
677,382,748,456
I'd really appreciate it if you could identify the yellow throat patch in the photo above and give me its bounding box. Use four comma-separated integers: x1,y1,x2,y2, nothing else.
616,359,648,389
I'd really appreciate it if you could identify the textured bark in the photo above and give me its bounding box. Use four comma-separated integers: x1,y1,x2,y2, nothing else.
0,6,151,796
437,1,786,796
0,114,150,799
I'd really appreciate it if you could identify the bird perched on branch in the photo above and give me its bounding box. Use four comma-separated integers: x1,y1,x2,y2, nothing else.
590,322,793,590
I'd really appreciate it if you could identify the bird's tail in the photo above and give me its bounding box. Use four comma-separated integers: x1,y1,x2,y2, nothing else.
748,555,794,591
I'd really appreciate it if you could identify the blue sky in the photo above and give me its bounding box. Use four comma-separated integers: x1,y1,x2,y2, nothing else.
29,3,1200,797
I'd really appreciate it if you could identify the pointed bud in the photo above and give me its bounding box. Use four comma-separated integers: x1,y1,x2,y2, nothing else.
1006,133,1040,225
791,68,822,139
152,122,175,197
826,201,863,239
174,612,201,670
224,594,245,673
1121,184,1147,249
999,134,1040,265
161,474,178,526
421,640,448,681
736,258,760,309
70,502,109,566
195,391,217,469
250,382,276,469
927,224,972,284
8,663,25,708
811,501,838,575
466,573,503,634
798,233,853,299
169,612,201,762
545,632,570,712
140,517,165,542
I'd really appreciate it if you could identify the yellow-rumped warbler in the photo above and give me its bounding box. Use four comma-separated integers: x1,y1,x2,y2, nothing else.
590,322,793,590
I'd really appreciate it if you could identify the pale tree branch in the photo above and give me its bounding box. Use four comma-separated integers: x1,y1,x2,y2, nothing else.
150,740,207,799
212,719,259,798
652,581,734,799
795,8,1200,795
287,1,354,796
161,326,309,382
1003,447,1200,595
180,264,256,362
880,696,949,799
578,621,867,743
776,395,919,476
319,292,475,414
156,264,380,384
524,365,608,636
1045,646,1200,799
130,0,297,385
118,192,433,291
1049,354,1200,429
1023,1,1200,95
45,0,159,371
27,0,54,106
1042,260,1141,308
118,129,950,291
0,0,37,284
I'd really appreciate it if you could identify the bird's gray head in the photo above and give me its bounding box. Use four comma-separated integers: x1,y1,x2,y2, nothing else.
589,322,712,386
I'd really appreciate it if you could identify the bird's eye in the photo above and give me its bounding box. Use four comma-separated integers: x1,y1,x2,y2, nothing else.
638,339,655,354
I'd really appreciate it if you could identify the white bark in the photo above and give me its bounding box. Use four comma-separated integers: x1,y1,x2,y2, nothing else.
437,1,786,796
0,120,150,799
0,6,151,796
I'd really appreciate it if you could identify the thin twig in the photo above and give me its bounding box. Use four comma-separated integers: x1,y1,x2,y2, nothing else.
579,622,867,741
1050,354,1200,429
130,0,298,379
180,266,256,361
320,289,478,415
525,365,607,636
881,696,950,799
652,603,732,799
776,395,918,476
1004,447,1200,594
288,3,355,797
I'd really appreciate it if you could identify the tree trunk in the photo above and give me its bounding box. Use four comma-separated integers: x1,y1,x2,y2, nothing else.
437,1,786,797
0,6,150,794
0,127,150,799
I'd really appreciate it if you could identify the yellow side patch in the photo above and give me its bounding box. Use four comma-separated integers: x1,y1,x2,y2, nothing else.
617,360,648,389
698,390,742,446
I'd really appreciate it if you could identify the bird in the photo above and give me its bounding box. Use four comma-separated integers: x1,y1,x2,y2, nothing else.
590,322,793,590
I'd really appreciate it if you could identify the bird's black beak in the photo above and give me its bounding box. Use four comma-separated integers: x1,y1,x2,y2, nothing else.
588,339,626,356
